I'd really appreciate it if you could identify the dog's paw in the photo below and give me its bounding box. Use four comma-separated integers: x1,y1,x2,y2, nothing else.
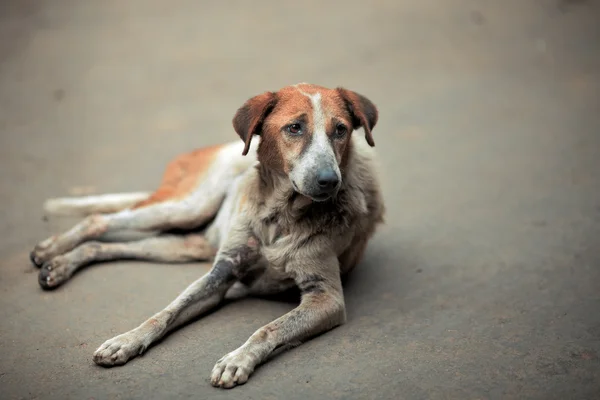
30,236,58,267
38,257,73,290
93,331,147,367
211,348,257,389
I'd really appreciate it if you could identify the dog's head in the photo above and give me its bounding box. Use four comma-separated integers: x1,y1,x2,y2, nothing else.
233,83,378,201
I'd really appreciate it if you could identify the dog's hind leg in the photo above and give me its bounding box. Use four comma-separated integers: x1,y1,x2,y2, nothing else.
30,141,257,266
38,233,217,290
30,195,221,267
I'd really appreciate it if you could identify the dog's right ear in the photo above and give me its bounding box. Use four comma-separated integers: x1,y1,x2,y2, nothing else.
233,91,277,156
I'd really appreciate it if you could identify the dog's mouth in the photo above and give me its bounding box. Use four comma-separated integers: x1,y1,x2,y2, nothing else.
310,193,333,202
290,181,335,202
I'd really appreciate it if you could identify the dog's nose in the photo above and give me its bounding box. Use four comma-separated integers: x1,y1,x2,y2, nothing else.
316,169,339,191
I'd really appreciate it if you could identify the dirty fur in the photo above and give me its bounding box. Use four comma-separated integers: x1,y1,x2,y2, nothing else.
29,83,385,389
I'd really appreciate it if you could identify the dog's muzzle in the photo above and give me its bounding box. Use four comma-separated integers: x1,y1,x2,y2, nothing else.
304,167,340,201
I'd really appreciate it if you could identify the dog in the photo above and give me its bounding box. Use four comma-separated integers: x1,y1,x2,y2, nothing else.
30,83,385,388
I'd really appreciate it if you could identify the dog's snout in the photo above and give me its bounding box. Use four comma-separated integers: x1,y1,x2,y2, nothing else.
316,169,339,191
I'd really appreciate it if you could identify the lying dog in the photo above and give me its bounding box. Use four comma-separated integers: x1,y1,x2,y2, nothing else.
30,83,385,388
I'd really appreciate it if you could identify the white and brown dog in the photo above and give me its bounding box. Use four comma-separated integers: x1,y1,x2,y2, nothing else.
30,83,385,388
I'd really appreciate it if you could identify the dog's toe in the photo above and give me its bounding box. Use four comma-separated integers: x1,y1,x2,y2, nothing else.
30,251,43,268
38,258,70,290
38,264,59,290
31,247,51,268
30,236,60,267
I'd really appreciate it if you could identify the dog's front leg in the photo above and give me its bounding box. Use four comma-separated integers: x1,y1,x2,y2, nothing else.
211,253,346,389
93,229,260,367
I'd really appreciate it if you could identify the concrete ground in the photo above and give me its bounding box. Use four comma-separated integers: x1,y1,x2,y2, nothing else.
1,0,599,399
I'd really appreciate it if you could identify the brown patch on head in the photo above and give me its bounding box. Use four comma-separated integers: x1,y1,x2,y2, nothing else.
259,86,314,174
256,122,286,173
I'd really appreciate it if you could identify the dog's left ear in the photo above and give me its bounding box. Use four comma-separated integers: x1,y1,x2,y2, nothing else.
233,91,277,155
337,88,378,147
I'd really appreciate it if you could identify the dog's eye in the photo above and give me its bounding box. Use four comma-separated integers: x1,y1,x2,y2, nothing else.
334,124,348,138
287,124,302,135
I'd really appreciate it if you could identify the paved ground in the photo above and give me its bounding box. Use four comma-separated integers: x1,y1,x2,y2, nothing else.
1,0,599,399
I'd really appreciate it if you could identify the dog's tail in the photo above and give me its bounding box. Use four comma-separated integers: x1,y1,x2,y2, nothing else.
43,192,151,216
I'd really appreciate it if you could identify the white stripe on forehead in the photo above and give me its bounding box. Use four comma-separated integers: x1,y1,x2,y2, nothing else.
294,87,326,134
294,86,336,165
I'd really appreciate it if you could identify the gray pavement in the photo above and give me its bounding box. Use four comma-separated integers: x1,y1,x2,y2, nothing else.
1,1,599,399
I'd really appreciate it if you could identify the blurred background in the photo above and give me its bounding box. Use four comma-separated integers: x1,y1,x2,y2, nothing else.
0,0,599,399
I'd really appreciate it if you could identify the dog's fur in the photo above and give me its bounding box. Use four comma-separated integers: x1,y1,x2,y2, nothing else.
30,83,385,388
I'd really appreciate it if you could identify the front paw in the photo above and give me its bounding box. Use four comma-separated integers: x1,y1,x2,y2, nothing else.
93,331,147,367
38,257,73,290
211,348,258,389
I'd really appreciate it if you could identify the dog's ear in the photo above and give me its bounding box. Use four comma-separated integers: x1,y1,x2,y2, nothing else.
233,91,277,156
337,88,378,147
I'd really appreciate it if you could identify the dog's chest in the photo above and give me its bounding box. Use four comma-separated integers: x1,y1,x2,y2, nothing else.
260,218,287,245
253,216,297,271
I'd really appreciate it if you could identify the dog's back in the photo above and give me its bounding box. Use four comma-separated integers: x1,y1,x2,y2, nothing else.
43,140,259,218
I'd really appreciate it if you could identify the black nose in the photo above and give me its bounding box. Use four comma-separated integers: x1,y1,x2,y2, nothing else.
316,169,340,191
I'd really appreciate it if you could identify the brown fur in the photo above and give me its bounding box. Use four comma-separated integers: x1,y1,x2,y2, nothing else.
132,144,224,209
